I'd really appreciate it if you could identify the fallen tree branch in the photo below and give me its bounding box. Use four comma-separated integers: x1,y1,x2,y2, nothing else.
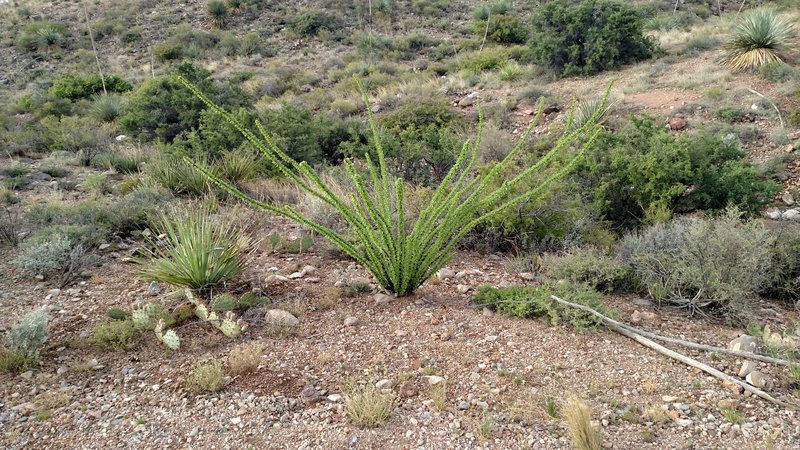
747,88,784,128
550,295,795,409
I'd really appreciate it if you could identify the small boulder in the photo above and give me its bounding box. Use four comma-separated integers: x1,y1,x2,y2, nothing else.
519,272,536,281
728,335,758,353
782,192,795,206
374,293,395,305
456,284,471,294
343,316,359,327
738,360,757,378
301,386,321,405
436,268,456,279
265,309,299,327
423,375,446,385
668,116,687,131
746,371,767,389
782,209,800,221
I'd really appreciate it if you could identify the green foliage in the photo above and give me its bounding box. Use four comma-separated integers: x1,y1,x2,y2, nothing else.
575,116,779,229
206,0,229,27
761,223,800,304
543,247,626,292
721,8,795,70
107,307,130,320
529,0,657,77
620,209,774,321
459,48,512,73
178,76,609,295
210,293,237,311
291,10,340,36
119,62,216,142
4,309,49,359
477,15,528,45
90,95,125,122
49,74,132,101
474,1,514,20
411,0,450,16
16,21,69,53
716,106,744,123
472,282,612,329
188,360,225,393
0,351,38,374
92,320,136,350
16,235,93,286
139,206,252,291
758,62,798,82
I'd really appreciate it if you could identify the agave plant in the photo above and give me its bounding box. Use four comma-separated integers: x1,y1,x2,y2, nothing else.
206,0,229,28
177,76,609,296
720,8,795,70
139,206,252,291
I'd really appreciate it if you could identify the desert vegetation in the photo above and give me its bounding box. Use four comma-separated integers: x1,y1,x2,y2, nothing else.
1,0,800,448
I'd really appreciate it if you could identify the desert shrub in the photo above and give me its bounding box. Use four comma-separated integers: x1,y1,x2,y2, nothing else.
146,156,213,196
177,76,608,296
228,341,263,374
543,247,626,292
0,206,22,247
411,0,450,16
154,42,185,62
119,62,217,142
92,320,136,350
240,32,262,56
49,74,132,101
188,360,225,393
0,351,38,374
761,223,800,304
720,8,794,70
16,234,94,286
528,0,657,77
474,1,514,20
84,174,112,195
716,106,744,123
375,96,464,184
139,206,253,291
90,95,125,122
620,209,774,321
94,147,148,174
477,15,528,45
16,21,69,53
788,108,800,128
216,32,239,56
459,47,512,73
575,116,779,229
472,282,612,329
206,0,229,28
4,309,49,358
55,116,113,166
291,10,340,36
757,62,798,82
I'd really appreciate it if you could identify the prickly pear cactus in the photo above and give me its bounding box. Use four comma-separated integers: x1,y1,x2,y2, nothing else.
107,307,130,320
154,319,180,350
131,309,153,329
210,294,237,311
218,312,247,338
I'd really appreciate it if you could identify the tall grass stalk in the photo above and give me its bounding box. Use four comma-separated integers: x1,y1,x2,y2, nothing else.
177,75,609,296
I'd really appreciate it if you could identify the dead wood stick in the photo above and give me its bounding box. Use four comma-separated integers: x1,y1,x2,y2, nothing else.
596,309,792,367
550,295,795,409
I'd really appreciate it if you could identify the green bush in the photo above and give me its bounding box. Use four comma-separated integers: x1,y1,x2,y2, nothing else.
119,63,217,142
15,21,69,53
49,74,132,101
92,320,136,350
177,76,608,296
188,360,225,393
139,206,253,291
291,10,340,36
761,223,800,304
575,116,779,229
529,0,657,76
716,106,744,123
4,309,49,358
477,15,528,45
206,0,229,28
543,246,626,292
620,209,774,321
472,282,612,329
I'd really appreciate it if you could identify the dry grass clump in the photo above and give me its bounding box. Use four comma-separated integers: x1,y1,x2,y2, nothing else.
344,383,394,428
188,360,225,393
564,395,602,450
227,341,263,375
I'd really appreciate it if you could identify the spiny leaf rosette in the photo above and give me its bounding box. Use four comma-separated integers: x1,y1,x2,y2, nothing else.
720,8,795,70
177,75,609,296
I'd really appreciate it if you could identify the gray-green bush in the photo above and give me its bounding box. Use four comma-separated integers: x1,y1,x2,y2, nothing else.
620,209,773,321
4,309,49,358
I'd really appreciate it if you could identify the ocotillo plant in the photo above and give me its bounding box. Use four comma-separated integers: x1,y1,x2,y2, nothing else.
177,75,609,296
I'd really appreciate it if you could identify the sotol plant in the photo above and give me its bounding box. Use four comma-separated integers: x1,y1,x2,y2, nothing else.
721,9,795,70
178,76,608,296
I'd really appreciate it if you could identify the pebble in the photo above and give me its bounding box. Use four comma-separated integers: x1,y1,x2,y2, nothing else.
457,401,469,410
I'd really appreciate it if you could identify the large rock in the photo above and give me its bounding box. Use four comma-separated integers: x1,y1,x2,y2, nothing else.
374,293,395,305
668,116,687,131
265,309,299,327
728,335,758,353
783,209,800,221
746,371,767,389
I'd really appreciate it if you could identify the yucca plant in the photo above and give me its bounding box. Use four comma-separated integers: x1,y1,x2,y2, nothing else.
568,97,613,131
139,206,252,291
720,8,795,70
206,1,229,28
177,75,608,296
90,94,124,123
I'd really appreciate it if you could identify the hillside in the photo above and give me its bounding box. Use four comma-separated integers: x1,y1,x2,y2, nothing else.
1,0,800,449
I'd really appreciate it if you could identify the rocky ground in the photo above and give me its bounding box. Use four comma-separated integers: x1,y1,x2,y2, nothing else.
2,216,800,449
